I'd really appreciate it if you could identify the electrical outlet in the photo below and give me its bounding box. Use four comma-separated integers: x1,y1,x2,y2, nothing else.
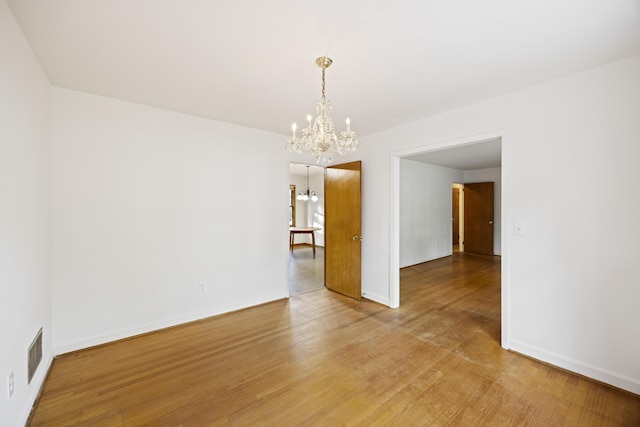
199,282,205,293
8,372,14,399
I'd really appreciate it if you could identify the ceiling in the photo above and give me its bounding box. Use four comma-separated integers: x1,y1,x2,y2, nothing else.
290,164,324,177
405,138,502,170
7,0,640,141
290,139,501,172
290,137,502,174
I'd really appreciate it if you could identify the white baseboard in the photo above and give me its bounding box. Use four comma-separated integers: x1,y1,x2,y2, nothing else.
400,253,453,269
53,296,287,356
361,290,390,307
509,339,640,395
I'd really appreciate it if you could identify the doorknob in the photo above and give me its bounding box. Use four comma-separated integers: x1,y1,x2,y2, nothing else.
489,221,494,225
352,235,362,241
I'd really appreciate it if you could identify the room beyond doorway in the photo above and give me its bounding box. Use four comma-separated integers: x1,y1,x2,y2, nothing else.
390,131,507,345
289,246,324,295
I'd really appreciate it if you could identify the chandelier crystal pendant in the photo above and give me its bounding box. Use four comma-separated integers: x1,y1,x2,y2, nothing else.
286,57,358,165
297,165,318,202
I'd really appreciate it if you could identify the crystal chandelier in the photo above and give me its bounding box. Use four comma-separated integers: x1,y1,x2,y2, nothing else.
286,57,358,165
297,166,318,202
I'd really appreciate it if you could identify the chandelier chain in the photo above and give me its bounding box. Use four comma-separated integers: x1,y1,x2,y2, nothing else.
321,67,326,101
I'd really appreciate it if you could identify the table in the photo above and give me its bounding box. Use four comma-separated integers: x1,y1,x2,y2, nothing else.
289,227,321,258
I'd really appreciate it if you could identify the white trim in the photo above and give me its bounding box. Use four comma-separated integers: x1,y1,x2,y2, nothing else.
390,130,504,158
53,297,284,355
285,162,293,299
389,155,400,308
500,130,510,349
509,339,640,395
362,290,390,307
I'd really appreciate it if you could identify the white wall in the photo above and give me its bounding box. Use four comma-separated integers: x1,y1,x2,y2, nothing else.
289,173,307,227
3,4,638,418
400,160,462,267
463,167,502,255
399,163,501,266
52,88,290,353
0,4,52,426
360,55,640,394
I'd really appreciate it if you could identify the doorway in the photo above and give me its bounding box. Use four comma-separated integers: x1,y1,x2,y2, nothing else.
452,182,496,256
390,132,508,346
463,182,495,255
289,163,325,295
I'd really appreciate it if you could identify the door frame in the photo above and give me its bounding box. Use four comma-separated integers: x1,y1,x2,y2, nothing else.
452,183,464,252
389,129,510,349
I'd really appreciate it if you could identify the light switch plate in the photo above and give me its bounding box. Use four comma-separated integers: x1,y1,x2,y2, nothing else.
8,371,14,399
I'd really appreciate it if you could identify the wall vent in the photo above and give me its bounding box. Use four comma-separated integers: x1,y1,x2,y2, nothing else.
28,328,43,384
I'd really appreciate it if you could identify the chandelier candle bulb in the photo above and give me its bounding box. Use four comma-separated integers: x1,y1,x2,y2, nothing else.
346,118,351,132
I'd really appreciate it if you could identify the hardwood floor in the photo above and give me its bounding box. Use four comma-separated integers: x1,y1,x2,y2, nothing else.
290,244,324,295
29,253,639,426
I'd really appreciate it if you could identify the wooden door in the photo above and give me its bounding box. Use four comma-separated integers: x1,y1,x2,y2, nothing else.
452,187,460,246
324,161,362,300
463,182,494,255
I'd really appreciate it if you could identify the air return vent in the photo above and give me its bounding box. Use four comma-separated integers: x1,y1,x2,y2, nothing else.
28,328,42,384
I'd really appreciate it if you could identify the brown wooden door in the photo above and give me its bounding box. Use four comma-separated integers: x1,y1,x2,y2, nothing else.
324,161,362,300
463,182,494,255
452,187,460,246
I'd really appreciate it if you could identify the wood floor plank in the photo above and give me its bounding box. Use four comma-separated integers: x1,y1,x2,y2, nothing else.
28,253,640,426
